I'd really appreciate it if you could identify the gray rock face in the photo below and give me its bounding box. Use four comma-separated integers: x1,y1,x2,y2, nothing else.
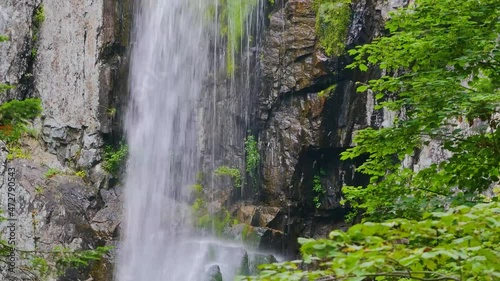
0,141,123,280
0,0,131,279
0,0,131,167
0,0,41,101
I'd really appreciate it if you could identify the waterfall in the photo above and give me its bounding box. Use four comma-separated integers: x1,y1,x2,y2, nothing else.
116,0,266,280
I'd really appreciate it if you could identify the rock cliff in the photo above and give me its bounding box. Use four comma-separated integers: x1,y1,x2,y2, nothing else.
0,0,131,279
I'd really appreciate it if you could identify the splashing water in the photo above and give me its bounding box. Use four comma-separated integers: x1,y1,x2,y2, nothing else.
116,0,268,280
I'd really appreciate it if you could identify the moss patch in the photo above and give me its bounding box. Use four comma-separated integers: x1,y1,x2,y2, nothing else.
314,0,352,56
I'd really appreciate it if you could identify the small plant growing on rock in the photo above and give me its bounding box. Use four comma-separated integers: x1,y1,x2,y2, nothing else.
75,170,86,179
44,168,61,179
6,145,30,160
244,135,260,174
33,5,46,29
103,143,128,176
0,98,43,143
214,165,242,189
106,107,117,118
314,0,352,56
35,185,44,195
312,175,325,209
31,5,45,57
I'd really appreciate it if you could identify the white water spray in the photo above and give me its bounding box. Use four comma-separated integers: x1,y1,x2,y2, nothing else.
116,0,270,280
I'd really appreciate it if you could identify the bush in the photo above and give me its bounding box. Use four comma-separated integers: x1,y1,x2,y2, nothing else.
102,143,128,175
239,202,500,281
0,98,43,143
214,165,241,189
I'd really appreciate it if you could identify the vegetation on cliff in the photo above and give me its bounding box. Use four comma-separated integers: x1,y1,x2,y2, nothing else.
242,0,500,280
314,0,352,56
0,32,110,281
218,0,258,74
342,0,499,222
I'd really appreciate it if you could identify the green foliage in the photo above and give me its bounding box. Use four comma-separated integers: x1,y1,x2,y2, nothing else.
44,168,61,179
245,135,260,174
33,5,46,29
314,0,352,56
106,107,117,118
0,98,43,143
240,202,500,281
218,0,258,74
190,182,235,236
53,246,112,273
195,205,234,237
214,165,242,189
0,83,14,93
31,5,45,56
6,145,30,160
312,175,324,209
102,143,128,175
31,256,49,277
75,170,86,178
0,36,14,94
340,0,500,222
318,84,336,98
35,185,44,194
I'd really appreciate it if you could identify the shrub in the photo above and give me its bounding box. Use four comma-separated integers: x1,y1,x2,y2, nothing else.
44,168,61,179
214,165,241,188
0,98,43,143
312,175,324,209
244,135,260,174
102,143,128,175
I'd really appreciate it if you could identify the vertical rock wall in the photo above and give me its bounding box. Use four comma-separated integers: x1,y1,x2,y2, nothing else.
233,0,410,257
0,0,131,279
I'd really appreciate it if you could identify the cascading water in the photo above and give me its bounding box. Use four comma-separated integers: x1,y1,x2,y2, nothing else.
116,0,268,281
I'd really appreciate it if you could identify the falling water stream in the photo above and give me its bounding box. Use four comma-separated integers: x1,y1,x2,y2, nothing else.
116,0,266,280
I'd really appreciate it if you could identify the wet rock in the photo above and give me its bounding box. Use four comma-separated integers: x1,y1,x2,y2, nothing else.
248,253,277,275
206,265,223,281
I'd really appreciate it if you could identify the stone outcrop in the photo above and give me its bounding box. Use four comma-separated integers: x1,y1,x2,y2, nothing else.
0,0,131,166
0,0,131,279
243,0,410,257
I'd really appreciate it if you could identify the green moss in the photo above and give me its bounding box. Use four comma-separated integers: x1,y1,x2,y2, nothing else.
33,5,46,28
314,0,352,56
313,174,325,208
214,165,242,189
241,224,260,248
6,145,30,160
218,0,258,75
30,5,45,59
